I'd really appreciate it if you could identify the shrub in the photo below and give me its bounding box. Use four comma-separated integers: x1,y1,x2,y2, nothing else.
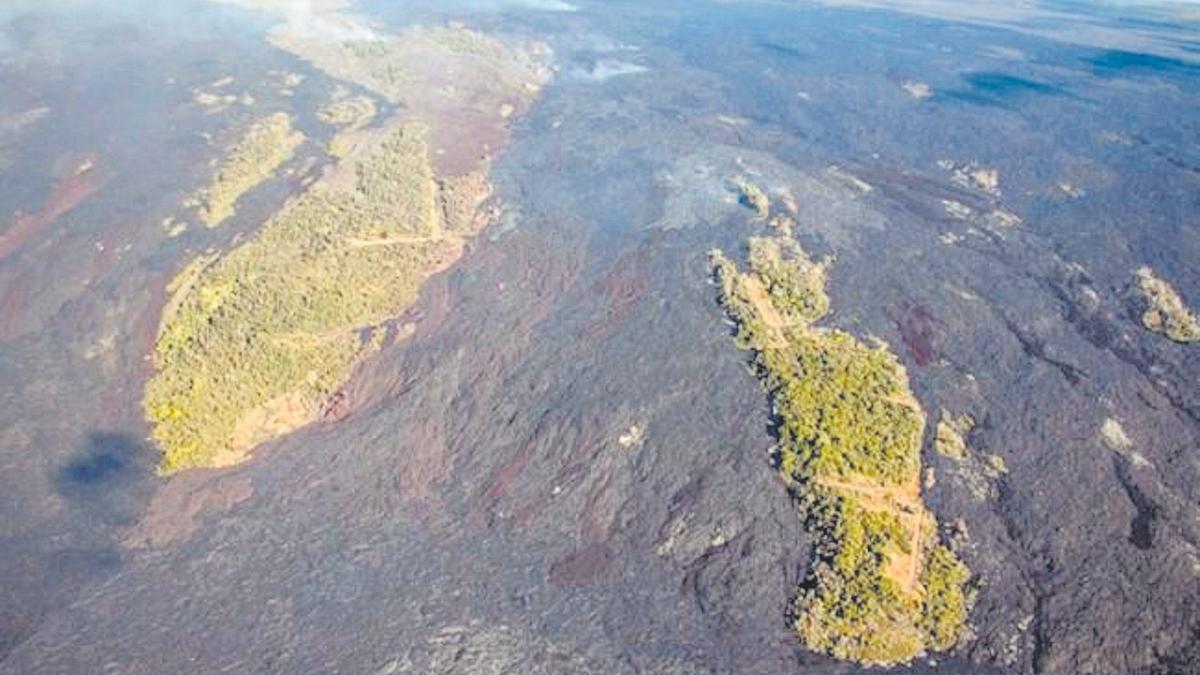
921,545,972,650
747,236,829,325
1135,266,1200,343
934,410,973,460
196,112,303,227
793,495,926,664
732,177,770,219
316,96,377,127
762,332,923,485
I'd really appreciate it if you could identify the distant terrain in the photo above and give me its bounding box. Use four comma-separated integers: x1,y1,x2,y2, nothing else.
0,1,1198,673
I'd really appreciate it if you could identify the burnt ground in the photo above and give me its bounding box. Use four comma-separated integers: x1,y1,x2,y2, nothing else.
1,1,1199,674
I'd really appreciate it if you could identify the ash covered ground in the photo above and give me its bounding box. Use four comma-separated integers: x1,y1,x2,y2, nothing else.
1,0,1198,673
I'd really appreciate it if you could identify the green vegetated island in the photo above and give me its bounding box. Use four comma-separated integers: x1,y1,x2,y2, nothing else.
147,124,456,472
194,112,303,227
710,185,971,665
146,23,544,472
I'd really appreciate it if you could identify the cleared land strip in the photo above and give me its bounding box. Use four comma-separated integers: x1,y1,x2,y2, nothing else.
344,232,449,248
742,275,793,348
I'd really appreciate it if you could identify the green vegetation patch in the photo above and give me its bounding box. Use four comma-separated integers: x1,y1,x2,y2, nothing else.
437,172,490,233
710,249,775,350
921,544,973,651
317,96,377,127
733,176,770,219
146,125,444,472
711,235,971,665
196,112,303,227
761,331,923,485
289,27,535,105
1135,266,1200,343
318,96,378,158
794,495,925,664
747,236,829,325
934,410,973,460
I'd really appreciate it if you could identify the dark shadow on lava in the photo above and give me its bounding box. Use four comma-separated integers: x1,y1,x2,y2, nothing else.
0,434,158,659
1089,49,1198,77
935,71,1077,109
55,431,158,528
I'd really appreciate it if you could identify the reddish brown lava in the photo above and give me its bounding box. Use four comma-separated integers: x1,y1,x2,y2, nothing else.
888,300,940,367
549,543,614,586
0,283,26,344
0,154,101,261
579,248,650,342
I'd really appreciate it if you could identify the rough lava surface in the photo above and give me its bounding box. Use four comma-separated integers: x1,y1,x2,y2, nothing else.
0,1,1198,674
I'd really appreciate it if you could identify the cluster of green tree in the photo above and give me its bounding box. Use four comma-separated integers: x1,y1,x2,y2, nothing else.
197,112,303,227
732,177,770,219
793,496,926,663
761,330,923,485
317,96,377,127
710,235,971,665
934,411,973,459
338,28,515,103
1136,266,1200,343
317,96,378,158
790,489,970,662
746,236,829,325
146,125,442,472
710,249,771,349
345,42,408,97
920,544,973,650
354,131,440,235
